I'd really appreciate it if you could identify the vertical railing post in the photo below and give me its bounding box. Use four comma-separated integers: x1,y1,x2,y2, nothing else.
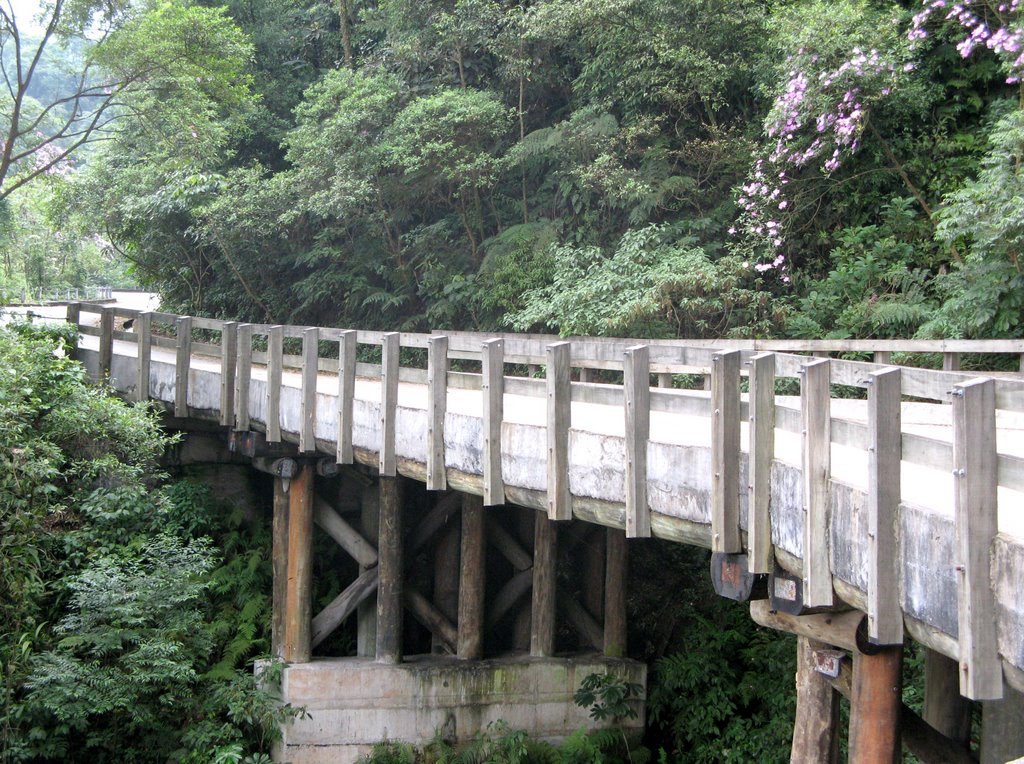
98,307,113,382
711,349,741,553
801,357,833,607
867,367,903,645
748,352,776,573
624,345,650,538
546,341,571,521
266,326,283,442
482,338,505,506
379,332,400,477
235,324,253,431
174,316,192,418
427,336,449,490
952,377,1002,700
219,322,238,427
300,327,319,453
65,302,81,359
337,330,357,464
135,312,152,402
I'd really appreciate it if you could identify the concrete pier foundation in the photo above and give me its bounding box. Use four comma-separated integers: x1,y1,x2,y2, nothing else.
267,653,646,764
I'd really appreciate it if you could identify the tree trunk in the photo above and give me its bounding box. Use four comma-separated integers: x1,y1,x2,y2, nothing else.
338,0,353,68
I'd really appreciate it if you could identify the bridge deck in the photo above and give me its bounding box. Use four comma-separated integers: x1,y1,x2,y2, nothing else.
65,304,1024,702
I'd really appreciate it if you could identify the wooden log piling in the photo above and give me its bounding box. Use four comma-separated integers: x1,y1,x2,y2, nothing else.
457,493,485,660
283,464,314,663
530,511,557,657
376,475,403,664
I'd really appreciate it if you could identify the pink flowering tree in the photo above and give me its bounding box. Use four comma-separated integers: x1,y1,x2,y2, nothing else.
735,0,1024,282
910,0,1024,83
732,1,915,279
913,3,1024,336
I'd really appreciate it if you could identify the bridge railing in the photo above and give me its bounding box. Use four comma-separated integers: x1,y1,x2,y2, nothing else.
66,302,1024,700
11,285,114,304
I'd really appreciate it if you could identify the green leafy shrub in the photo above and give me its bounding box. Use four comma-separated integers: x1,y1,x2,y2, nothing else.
0,321,289,762
574,673,642,723
508,225,780,338
646,610,794,764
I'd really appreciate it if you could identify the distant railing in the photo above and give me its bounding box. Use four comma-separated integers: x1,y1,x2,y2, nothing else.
13,285,114,304
67,301,1024,701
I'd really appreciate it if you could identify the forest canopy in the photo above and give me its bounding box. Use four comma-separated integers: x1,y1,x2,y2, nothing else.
3,0,1024,340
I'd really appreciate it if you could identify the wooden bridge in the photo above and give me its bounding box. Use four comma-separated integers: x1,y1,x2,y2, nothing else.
62,301,1024,763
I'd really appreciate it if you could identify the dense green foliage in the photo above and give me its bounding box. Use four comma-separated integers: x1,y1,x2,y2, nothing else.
29,0,1020,344
0,0,1011,760
0,321,291,762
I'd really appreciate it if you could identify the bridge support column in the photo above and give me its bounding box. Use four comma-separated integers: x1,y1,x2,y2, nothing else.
531,511,557,657
981,684,1024,763
357,483,379,657
283,463,314,663
458,494,485,659
376,475,403,664
791,637,839,763
604,528,627,657
848,645,902,763
433,511,460,655
923,649,972,747
271,477,289,660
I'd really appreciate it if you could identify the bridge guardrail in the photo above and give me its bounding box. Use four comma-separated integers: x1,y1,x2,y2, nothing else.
66,301,1024,701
